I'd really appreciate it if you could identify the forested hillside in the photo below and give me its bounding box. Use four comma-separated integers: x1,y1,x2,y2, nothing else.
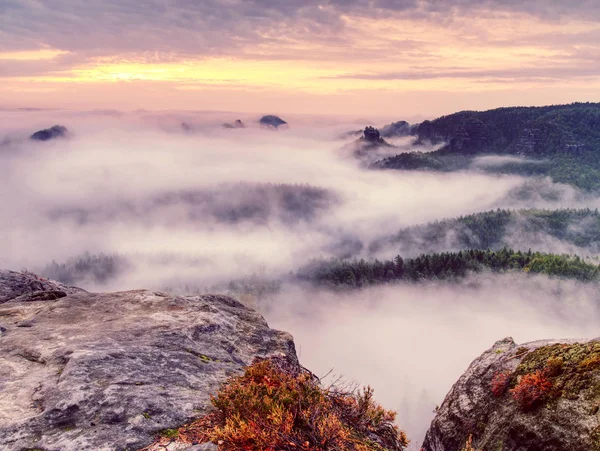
370,208,600,256
298,248,599,288
374,103,600,190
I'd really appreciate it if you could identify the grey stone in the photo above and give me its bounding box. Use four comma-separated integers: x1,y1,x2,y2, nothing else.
422,337,600,451
0,269,83,304
0,270,297,451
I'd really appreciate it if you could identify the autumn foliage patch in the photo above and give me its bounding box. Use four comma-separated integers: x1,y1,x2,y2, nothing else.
509,370,552,411
141,357,408,451
490,371,512,397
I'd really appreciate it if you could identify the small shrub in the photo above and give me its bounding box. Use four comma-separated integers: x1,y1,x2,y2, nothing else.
510,370,552,410
140,357,408,451
490,371,512,397
460,435,479,451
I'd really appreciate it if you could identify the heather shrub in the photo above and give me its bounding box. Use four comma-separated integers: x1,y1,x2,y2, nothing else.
510,370,552,410
490,371,512,397
141,357,408,451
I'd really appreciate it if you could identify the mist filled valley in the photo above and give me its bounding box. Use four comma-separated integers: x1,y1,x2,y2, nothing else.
3,105,600,448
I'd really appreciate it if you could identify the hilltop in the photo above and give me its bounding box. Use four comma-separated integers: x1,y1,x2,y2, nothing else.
375,103,600,190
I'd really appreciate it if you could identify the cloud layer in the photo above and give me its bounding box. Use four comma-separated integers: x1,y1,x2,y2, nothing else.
2,0,600,114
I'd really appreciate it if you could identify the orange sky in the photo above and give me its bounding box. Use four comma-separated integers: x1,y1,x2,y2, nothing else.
2,1,600,117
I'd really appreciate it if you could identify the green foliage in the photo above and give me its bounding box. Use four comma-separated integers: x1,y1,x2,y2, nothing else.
373,152,445,171
159,428,179,438
298,248,600,287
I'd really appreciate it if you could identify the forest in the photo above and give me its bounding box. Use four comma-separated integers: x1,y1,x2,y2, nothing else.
371,208,600,255
297,248,600,288
373,103,600,191
48,183,336,226
42,252,129,286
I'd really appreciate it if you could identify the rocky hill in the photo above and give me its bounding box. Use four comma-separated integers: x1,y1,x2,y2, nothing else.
374,103,600,190
413,103,600,156
0,270,296,451
422,337,600,451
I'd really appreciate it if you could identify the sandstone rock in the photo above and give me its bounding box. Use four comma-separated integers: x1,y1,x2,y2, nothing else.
449,118,489,153
259,115,288,129
514,128,542,156
363,126,382,143
222,119,245,129
30,125,69,141
422,337,600,451
0,270,297,451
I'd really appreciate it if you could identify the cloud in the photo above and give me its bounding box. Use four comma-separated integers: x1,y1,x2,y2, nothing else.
4,108,600,291
2,0,600,56
0,108,537,284
325,64,600,82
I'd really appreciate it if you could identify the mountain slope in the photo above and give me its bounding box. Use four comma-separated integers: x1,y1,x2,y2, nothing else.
375,103,600,190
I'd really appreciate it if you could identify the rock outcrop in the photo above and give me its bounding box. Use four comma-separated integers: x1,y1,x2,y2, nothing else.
448,118,490,153
222,119,245,129
0,270,297,451
346,126,395,163
30,125,69,141
259,115,288,129
422,337,600,451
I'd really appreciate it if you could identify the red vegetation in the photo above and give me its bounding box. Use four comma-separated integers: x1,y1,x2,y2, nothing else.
490,371,512,397
141,357,408,451
509,370,552,410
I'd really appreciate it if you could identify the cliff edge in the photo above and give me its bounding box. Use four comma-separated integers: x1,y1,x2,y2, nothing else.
0,270,297,451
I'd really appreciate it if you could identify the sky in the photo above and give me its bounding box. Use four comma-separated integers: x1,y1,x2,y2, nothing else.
2,0,600,116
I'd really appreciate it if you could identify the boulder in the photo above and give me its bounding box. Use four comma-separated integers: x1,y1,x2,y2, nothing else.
30,125,69,141
363,126,382,143
422,337,600,451
0,270,297,451
259,115,288,129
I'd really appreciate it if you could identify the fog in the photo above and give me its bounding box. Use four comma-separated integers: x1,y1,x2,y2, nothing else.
2,109,530,288
3,109,600,447
264,275,600,448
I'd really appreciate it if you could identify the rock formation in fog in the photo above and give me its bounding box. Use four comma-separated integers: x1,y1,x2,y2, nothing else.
349,126,394,159
30,125,69,141
259,115,288,129
342,120,412,141
422,336,600,451
222,119,245,129
0,270,296,451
